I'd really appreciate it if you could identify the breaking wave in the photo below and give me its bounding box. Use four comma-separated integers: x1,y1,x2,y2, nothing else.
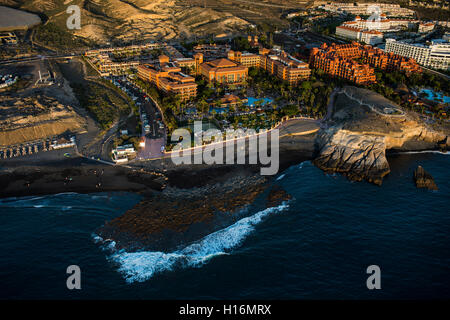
96,202,290,283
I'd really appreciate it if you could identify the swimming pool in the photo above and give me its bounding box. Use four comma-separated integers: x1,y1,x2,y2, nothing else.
244,97,273,107
420,89,450,104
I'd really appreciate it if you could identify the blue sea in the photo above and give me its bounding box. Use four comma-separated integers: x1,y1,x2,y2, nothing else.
0,152,449,299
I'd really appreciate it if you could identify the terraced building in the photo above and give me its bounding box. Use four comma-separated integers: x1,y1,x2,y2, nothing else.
138,55,197,101
227,49,311,85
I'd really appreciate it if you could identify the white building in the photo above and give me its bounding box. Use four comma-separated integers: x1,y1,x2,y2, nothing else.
418,23,435,33
342,15,418,32
318,3,415,17
112,144,136,163
336,26,384,45
50,137,76,150
385,39,450,70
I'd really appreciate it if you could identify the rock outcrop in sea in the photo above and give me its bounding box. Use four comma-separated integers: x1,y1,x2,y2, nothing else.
414,165,438,190
314,86,449,185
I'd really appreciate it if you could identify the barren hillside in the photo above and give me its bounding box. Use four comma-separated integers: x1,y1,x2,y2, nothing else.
1,0,294,43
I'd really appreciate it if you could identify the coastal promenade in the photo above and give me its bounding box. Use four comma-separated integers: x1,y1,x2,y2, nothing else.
131,117,319,164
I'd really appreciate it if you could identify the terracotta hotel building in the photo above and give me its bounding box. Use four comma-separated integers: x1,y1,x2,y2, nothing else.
137,55,197,101
200,58,248,84
199,48,311,86
227,48,311,85
309,42,421,85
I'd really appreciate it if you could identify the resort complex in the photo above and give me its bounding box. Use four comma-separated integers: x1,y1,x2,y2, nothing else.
1,0,450,303
340,15,419,32
310,46,376,85
228,48,311,85
335,26,384,45
309,42,422,84
197,47,312,87
137,55,198,101
318,2,415,17
385,39,450,71
335,15,427,44
200,58,249,85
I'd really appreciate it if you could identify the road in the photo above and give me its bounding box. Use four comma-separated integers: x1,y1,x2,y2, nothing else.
109,76,166,161
421,66,450,80
0,53,81,66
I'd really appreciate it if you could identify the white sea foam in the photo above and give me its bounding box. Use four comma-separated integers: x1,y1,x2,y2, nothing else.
99,202,290,283
276,174,286,181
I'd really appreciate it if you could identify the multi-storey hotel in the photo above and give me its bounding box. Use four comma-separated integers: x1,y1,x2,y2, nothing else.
259,50,311,85
227,50,260,68
91,53,140,76
84,43,163,58
385,39,450,71
318,2,415,17
341,15,419,32
200,58,248,85
227,49,311,85
418,23,435,33
137,55,197,101
335,25,384,45
173,53,204,75
310,46,376,85
84,43,190,76
310,42,422,84
361,45,422,73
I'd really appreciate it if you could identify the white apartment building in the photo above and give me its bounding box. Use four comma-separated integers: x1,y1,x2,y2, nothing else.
318,3,415,17
418,23,435,33
385,39,450,70
342,16,419,32
336,26,384,45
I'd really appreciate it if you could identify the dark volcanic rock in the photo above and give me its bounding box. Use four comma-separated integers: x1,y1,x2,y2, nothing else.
97,173,268,251
414,166,438,190
437,137,448,153
266,186,292,208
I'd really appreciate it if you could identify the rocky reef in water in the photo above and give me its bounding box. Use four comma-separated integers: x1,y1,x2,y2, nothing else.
97,170,291,252
314,86,449,185
414,165,438,190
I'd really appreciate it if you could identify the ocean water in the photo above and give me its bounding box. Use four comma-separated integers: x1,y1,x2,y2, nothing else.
0,152,449,299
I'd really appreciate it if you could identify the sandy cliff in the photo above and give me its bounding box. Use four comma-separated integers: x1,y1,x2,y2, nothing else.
0,94,86,147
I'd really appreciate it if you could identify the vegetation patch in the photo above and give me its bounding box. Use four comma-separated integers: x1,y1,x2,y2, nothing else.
71,82,130,130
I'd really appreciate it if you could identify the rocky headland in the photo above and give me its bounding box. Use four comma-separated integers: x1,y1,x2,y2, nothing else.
314,86,449,185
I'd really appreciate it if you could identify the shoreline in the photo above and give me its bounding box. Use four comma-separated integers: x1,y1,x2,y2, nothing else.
1,142,447,253
0,129,317,198
1,140,448,200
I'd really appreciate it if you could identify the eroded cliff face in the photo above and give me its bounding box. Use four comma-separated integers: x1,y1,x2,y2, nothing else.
314,128,390,185
313,86,449,185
